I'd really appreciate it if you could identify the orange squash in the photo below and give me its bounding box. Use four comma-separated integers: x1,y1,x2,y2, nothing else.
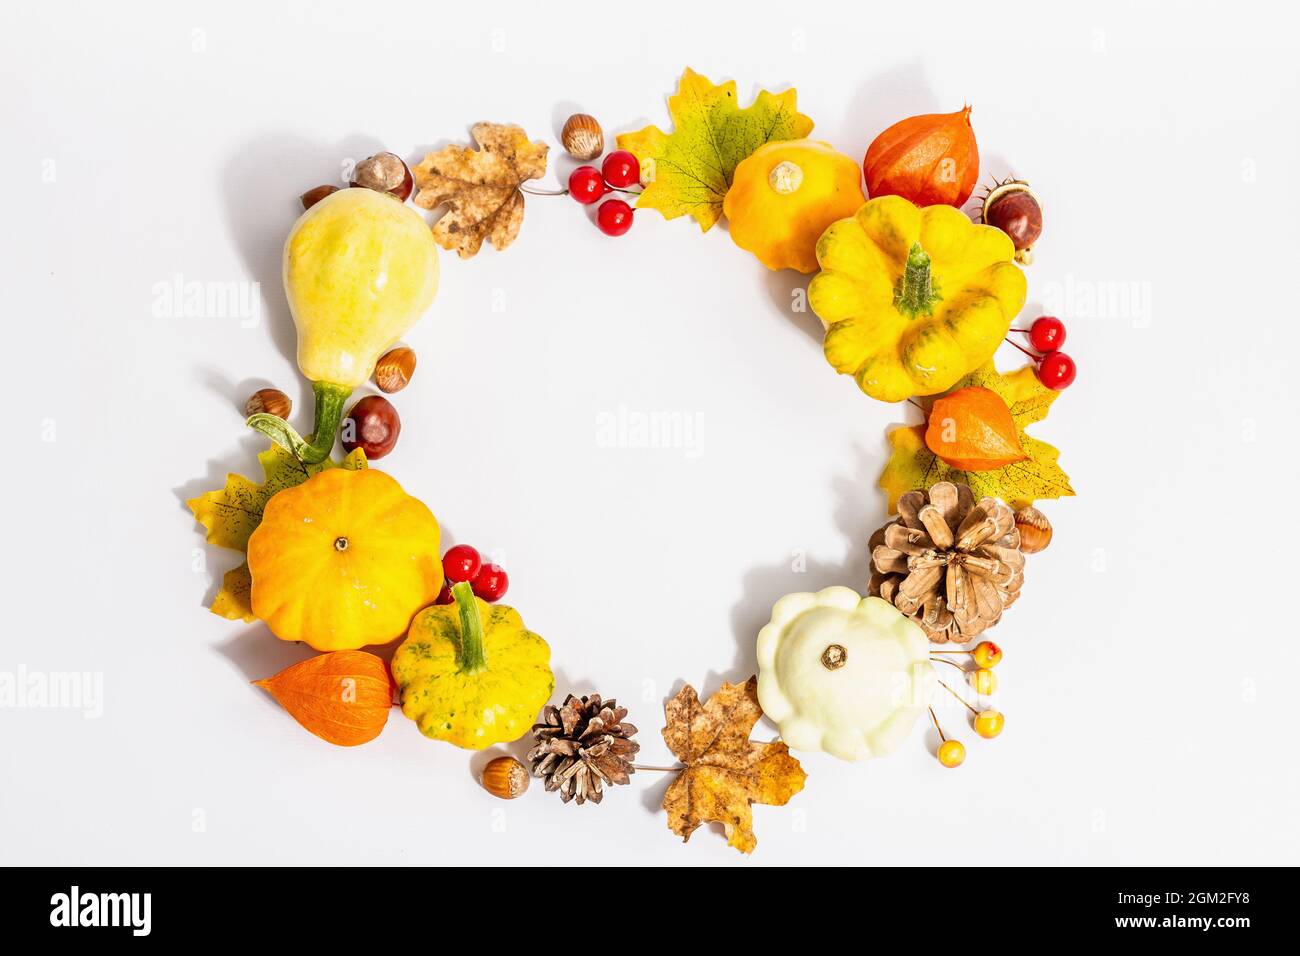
247,468,442,651
864,107,979,208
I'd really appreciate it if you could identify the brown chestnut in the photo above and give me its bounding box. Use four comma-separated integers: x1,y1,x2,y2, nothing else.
341,395,401,460
300,184,339,210
980,179,1042,265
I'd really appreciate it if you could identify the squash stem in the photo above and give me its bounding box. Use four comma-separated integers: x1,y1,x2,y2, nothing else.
894,241,941,318
451,581,488,673
246,381,352,465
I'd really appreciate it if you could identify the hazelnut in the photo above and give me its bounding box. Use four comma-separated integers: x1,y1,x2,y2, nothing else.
561,113,604,161
374,346,417,393
480,756,530,800
244,387,292,420
352,151,413,201
300,184,338,210
1013,505,1052,554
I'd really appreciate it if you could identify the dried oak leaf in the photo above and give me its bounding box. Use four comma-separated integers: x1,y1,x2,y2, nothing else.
412,123,549,259
880,361,1074,512
661,676,806,854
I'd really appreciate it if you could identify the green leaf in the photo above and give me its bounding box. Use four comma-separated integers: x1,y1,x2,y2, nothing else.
188,445,366,621
617,68,814,231
880,362,1074,510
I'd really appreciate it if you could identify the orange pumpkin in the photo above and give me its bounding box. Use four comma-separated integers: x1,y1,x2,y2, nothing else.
247,468,442,651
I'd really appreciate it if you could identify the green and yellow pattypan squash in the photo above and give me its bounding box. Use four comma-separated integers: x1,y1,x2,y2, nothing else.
756,586,934,762
392,582,554,750
809,194,1026,403
248,187,439,463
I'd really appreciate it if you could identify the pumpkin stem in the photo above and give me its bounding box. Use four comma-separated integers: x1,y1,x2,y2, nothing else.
450,581,488,673
894,241,941,319
246,381,352,465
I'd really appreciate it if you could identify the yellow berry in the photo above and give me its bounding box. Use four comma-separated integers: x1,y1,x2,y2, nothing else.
974,710,1005,739
937,739,966,768
972,640,1002,668
970,668,998,695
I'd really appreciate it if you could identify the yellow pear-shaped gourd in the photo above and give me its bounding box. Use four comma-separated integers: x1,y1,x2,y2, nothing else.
248,187,439,464
723,140,865,274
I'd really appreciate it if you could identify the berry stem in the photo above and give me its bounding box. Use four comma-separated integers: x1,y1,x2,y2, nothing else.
928,706,947,742
1005,338,1040,360
632,764,683,773
937,679,980,716
930,657,968,673
519,185,569,196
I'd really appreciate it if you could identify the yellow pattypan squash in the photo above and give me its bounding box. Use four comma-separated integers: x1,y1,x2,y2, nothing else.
809,194,1026,402
247,467,443,651
392,582,554,749
756,586,934,762
249,187,440,464
723,140,865,274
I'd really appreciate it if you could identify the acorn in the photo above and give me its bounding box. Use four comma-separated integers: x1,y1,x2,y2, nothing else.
480,756,530,800
561,113,604,161
978,177,1042,265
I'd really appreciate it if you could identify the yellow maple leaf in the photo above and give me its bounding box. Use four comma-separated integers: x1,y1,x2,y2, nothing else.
617,68,814,232
188,445,366,620
210,563,255,623
188,445,366,552
879,362,1074,511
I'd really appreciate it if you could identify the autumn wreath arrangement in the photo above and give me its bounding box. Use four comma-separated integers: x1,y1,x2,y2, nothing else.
189,68,1074,854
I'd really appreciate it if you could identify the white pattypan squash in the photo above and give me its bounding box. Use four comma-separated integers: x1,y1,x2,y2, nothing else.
756,586,934,762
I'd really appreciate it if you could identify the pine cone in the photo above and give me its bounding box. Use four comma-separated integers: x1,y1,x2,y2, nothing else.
868,481,1025,644
527,694,639,805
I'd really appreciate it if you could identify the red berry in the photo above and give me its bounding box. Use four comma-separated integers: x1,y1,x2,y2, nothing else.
1028,315,1066,353
568,166,607,205
1038,351,1076,390
596,199,634,237
471,563,509,602
601,150,640,188
434,583,455,605
442,544,482,583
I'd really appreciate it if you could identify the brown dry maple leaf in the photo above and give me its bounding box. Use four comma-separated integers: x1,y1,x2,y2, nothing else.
412,122,548,258
661,676,807,854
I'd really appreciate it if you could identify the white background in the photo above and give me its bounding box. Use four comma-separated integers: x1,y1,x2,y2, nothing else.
3,0,1297,866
